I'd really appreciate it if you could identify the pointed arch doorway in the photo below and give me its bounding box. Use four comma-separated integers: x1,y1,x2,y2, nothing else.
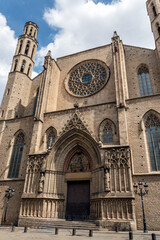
64,147,92,220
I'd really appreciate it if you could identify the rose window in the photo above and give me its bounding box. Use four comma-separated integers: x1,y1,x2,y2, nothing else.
66,60,110,97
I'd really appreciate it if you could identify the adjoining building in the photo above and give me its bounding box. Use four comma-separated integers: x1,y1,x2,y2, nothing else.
0,0,160,230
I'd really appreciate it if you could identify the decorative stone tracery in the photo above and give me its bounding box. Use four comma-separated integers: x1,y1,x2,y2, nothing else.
59,111,97,141
24,155,46,194
66,60,110,97
99,119,116,144
144,113,160,128
103,147,131,192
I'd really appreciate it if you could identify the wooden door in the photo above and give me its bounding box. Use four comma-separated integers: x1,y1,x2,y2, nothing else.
66,181,90,220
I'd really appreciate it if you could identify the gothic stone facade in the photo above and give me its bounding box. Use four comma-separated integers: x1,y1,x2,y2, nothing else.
0,0,160,231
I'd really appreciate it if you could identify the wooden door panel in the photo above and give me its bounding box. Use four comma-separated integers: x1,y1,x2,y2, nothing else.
66,181,90,220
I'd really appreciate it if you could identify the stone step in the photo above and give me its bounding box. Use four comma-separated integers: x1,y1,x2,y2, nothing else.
19,218,99,230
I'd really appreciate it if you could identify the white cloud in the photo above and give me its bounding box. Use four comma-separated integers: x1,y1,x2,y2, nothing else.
37,0,155,65
0,13,17,104
31,71,39,79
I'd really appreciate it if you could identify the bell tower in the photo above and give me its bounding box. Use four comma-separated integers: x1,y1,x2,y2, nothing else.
11,21,38,77
0,21,38,119
146,0,160,59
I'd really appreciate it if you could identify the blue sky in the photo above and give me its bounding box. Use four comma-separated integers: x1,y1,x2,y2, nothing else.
0,0,56,50
0,0,155,104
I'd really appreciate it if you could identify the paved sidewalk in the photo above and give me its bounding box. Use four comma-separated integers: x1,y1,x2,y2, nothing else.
0,227,160,240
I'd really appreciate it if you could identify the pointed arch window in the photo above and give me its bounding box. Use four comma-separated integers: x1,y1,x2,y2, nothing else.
46,128,56,149
103,122,113,143
138,66,152,97
29,27,33,36
14,59,18,71
18,40,23,54
99,119,116,144
24,41,30,55
25,26,28,35
145,114,160,171
8,132,24,178
20,60,26,73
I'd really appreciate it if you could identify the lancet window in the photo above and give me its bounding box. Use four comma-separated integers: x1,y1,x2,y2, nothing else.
24,41,30,55
8,132,24,178
138,65,152,97
14,59,18,71
29,27,33,36
20,60,26,73
18,40,23,54
25,26,28,35
103,122,113,143
99,119,115,144
145,113,160,171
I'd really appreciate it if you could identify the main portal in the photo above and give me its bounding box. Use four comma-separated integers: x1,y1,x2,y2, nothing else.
66,181,90,220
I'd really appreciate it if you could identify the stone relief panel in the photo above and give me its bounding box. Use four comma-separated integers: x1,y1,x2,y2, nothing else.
67,152,90,173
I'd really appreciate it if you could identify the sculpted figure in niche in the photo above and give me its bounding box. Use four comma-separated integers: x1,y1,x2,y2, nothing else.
104,168,110,192
38,172,45,193
68,152,90,172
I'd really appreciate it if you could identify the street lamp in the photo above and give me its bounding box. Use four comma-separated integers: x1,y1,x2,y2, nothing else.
133,181,148,233
4,187,15,222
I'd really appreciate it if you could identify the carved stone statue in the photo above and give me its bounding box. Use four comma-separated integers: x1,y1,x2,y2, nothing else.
38,172,45,193
104,168,110,192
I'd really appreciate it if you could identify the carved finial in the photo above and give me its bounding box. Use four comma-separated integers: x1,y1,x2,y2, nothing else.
43,50,52,70
113,31,118,38
46,50,51,57
112,31,119,41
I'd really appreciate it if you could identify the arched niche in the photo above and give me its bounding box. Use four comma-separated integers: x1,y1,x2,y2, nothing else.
63,145,93,173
